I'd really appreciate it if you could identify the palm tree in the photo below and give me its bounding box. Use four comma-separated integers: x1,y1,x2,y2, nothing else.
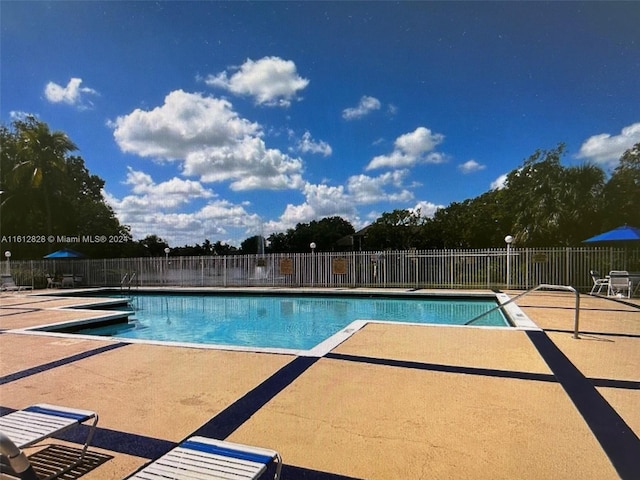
5,116,77,235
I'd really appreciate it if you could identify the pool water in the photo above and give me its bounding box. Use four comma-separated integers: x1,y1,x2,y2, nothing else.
73,294,508,350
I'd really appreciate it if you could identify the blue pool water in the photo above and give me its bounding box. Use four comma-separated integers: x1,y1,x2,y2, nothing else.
73,293,508,350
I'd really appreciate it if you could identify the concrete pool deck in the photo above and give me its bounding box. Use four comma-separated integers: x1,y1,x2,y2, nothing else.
0,289,638,479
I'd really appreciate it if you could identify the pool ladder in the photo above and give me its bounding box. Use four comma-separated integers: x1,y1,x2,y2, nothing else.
465,284,581,339
120,272,138,293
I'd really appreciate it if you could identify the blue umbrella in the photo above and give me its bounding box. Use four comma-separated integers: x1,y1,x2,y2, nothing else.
583,225,640,243
43,248,86,258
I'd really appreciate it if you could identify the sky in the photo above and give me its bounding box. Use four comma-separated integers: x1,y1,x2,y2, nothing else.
2,1,639,247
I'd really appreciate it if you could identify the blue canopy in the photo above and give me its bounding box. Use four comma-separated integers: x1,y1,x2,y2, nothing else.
583,225,640,243
43,248,86,258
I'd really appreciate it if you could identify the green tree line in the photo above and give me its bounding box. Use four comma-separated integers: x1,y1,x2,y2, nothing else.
1,116,132,259
1,118,638,259
365,144,639,250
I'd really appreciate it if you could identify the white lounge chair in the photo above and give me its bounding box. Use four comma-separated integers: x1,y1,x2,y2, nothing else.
46,274,62,288
61,274,75,288
607,270,631,298
0,404,98,479
589,270,609,295
128,436,282,479
0,274,32,292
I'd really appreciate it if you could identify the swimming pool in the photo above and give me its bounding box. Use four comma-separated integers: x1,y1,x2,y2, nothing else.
62,292,509,352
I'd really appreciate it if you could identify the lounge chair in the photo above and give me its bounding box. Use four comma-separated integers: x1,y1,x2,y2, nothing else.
128,436,282,479
607,270,631,298
0,274,32,292
61,274,75,288
589,270,609,295
0,404,98,479
46,274,62,289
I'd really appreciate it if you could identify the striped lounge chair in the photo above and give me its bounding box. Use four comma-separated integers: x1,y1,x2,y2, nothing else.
0,403,98,479
128,436,282,479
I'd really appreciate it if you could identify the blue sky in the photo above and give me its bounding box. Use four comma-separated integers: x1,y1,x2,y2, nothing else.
2,1,639,247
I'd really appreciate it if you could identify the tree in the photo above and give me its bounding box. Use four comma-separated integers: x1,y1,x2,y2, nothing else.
426,191,507,248
497,144,607,246
138,235,170,257
602,142,640,229
1,117,131,258
364,209,425,250
265,216,355,252
240,235,267,254
212,240,237,256
2,116,76,236
267,232,290,253
554,163,606,244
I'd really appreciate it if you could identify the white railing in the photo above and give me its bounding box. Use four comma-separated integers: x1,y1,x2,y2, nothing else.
6,247,640,292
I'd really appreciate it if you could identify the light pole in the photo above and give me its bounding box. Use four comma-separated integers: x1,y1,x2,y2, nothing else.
310,242,316,286
164,247,170,284
4,251,11,275
504,235,513,289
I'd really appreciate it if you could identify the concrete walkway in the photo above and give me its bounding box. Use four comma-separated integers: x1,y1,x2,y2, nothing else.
0,289,638,479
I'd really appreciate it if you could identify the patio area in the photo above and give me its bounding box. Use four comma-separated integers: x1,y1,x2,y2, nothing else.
1,289,638,479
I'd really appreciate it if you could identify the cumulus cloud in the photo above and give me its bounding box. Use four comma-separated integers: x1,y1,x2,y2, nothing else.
295,131,332,156
122,167,214,207
44,78,98,109
347,170,414,204
204,56,309,107
490,173,508,190
342,96,381,120
9,111,36,121
264,182,356,233
184,136,305,191
113,90,259,160
105,170,261,246
366,127,446,170
458,159,486,174
265,171,417,233
112,90,304,191
577,122,640,167
410,201,444,218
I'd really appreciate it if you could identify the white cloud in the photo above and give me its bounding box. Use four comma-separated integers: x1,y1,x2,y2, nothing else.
104,170,261,246
490,173,508,190
184,137,305,191
122,167,214,207
44,78,98,109
113,90,259,160
577,122,640,167
295,131,332,156
265,171,416,233
347,170,414,204
410,201,444,218
342,96,381,120
265,183,356,232
112,90,304,190
204,56,309,107
9,111,36,121
458,159,486,174
366,127,446,170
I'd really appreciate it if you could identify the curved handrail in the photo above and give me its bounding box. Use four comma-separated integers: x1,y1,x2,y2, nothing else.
0,432,39,479
465,284,581,339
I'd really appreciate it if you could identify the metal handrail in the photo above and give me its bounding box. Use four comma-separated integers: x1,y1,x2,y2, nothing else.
465,284,581,339
120,272,137,292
